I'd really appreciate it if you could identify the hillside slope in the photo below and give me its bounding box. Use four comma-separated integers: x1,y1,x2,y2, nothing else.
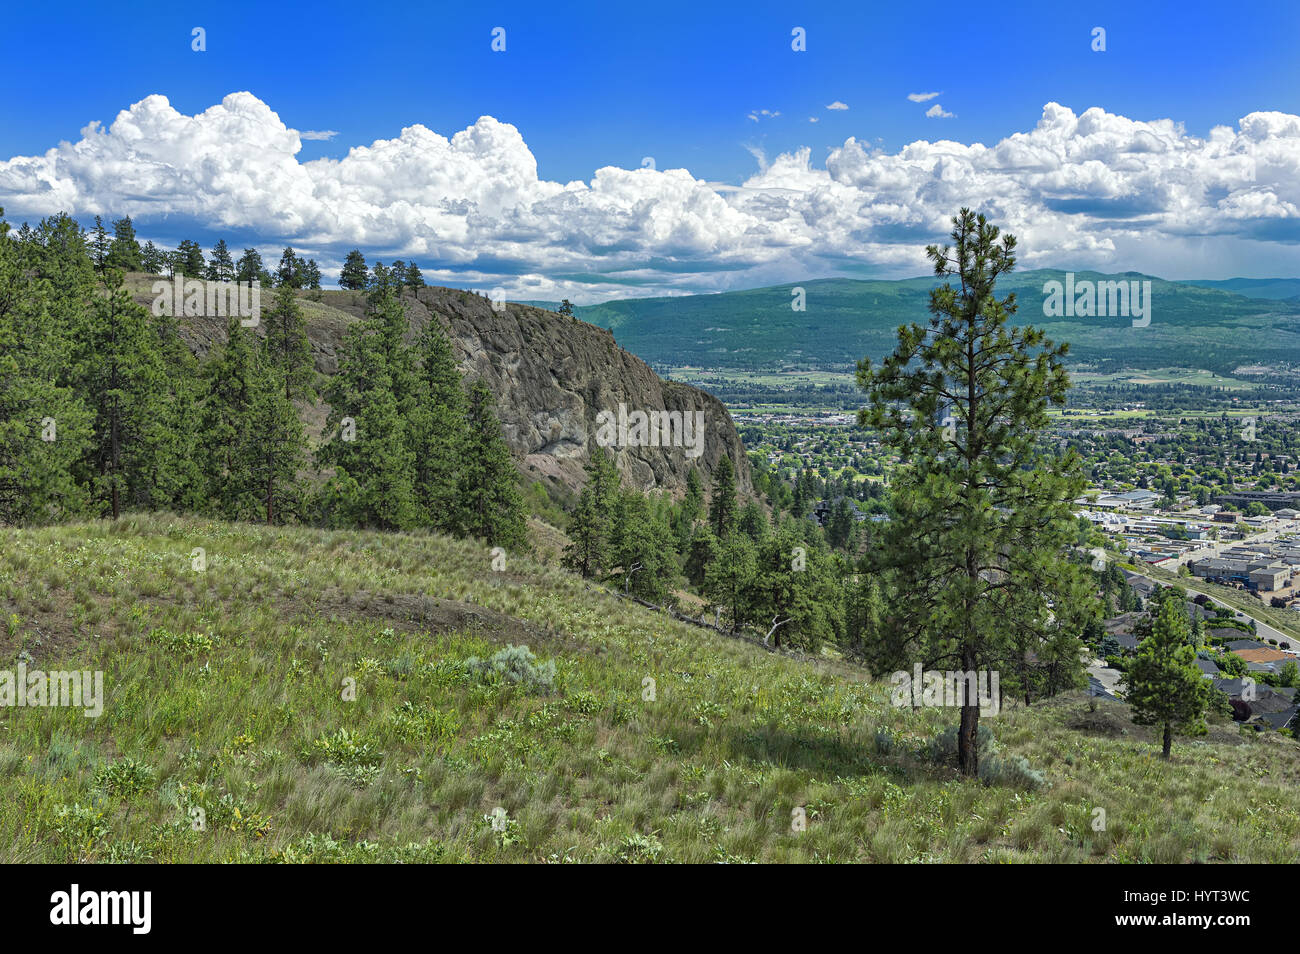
2,515,1299,862
575,271,1300,374
126,277,751,500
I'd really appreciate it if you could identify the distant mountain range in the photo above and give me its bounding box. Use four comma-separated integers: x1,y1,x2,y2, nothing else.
550,271,1300,374
1182,278,1300,301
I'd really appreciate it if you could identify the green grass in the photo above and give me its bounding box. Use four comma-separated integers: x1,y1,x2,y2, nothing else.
2,514,1299,863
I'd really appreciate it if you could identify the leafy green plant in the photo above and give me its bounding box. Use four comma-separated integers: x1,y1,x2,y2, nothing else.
147,628,214,655
93,758,156,800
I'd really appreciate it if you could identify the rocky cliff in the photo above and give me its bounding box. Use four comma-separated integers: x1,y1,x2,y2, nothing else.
147,279,751,500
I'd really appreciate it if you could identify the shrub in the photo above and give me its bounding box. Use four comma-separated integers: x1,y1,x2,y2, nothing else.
979,754,1047,791
924,724,997,765
463,644,556,693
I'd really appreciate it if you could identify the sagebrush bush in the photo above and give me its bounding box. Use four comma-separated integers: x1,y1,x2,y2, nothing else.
464,644,556,693
979,754,1047,791
925,725,1045,789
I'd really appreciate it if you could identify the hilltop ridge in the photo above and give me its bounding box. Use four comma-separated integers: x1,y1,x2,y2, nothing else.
123,276,752,501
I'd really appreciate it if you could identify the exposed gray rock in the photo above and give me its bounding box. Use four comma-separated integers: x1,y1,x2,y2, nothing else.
164,283,751,500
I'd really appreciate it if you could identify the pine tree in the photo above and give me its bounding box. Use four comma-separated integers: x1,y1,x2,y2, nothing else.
672,466,704,552
175,240,205,277
746,528,841,650
264,281,314,400
0,209,92,523
206,239,235,282
737,499,768,543
408,320,468,532
339,250,369,290
705,532,756,633
610,489,677,601
30,213,96,344
90,216,110,274
141,241,165,275
235,248,265,285
73,270,172,518
563,447,620,578
1125,593,1210,758
709,453,738,537
369,290,416,405
246,342,307,524
318,315,416,530
300,259,322,290
458,380,527,547
276,248,300,288
845,572,884,657
683,524,718,589
196,315,261,518
857,209,1093,777
106,216,143,272
405,262,425,289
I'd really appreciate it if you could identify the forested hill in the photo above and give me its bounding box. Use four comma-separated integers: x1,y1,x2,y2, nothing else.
120,275,752,501
571,270,1300,374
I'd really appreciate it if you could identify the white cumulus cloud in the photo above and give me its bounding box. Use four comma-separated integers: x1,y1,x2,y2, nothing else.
1,93,1298,299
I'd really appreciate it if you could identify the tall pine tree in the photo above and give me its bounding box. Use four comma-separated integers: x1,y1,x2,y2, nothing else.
457,380,527,548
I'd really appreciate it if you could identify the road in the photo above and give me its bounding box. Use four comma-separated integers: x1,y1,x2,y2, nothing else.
1122,565,1299,649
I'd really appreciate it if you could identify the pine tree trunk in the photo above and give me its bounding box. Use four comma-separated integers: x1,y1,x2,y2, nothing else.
958,645,980,776
1162,723,1172,759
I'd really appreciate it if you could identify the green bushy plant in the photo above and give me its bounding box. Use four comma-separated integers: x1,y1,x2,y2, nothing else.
463,644,556,693
979,753,1047,791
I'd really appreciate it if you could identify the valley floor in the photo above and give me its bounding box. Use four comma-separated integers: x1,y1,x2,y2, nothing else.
1,515,1298,863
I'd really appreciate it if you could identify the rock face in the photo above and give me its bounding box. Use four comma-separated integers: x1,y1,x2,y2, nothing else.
166,282,751,500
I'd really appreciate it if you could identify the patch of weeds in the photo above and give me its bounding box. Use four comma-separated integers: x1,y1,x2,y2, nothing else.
148,628,213,655
610,832,664,863
308,728,384,786
93,758,156,800
387,702,460,745
53,803,109,859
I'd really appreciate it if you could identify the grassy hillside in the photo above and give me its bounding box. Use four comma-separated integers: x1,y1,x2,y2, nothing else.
575,271,1300,374
2,515,1300,863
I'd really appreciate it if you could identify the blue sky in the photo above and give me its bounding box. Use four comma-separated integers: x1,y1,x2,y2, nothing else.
3,0,1299,296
